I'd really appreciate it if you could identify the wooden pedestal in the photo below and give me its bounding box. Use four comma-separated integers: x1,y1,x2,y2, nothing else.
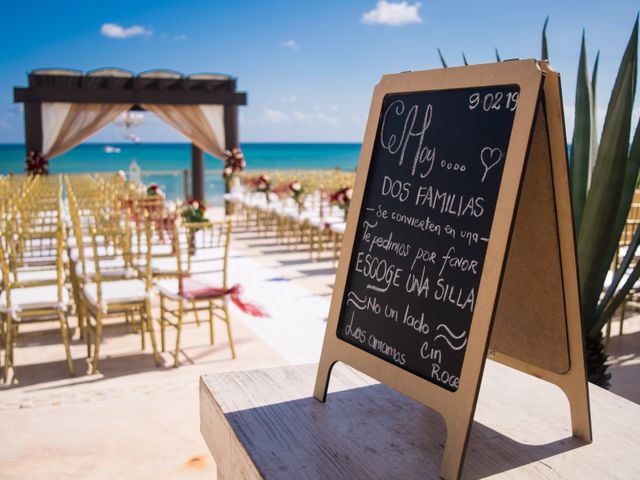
200,363,639,479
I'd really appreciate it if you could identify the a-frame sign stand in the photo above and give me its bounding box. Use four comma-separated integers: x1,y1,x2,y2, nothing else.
314,60,592,480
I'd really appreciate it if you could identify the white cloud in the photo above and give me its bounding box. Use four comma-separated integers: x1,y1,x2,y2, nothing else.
362,1,422,26
281,40,300,50
101,23,153,39
281,96,297,103
173,34,187,41
292,110,339,126
263,109,290,124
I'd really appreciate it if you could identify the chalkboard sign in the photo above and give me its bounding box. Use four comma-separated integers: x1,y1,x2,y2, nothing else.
336,86,519,391
315,61,591,480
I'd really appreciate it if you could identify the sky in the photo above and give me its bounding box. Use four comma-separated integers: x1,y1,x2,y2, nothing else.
0,0,638,144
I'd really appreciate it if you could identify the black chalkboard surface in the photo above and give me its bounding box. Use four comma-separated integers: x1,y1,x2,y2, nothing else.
336,85,520,391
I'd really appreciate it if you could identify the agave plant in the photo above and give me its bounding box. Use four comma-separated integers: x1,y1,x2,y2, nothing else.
437,17,639,388
567,17,639,388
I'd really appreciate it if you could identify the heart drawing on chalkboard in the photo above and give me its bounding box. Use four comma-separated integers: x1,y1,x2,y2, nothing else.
480,147,503,183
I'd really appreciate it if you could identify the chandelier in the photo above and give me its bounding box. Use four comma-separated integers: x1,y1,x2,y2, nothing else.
114,111,144,143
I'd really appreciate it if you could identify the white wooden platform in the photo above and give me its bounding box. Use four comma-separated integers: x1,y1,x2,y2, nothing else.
200,362,640,479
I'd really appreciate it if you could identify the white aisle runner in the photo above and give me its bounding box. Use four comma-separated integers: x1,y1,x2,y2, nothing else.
227,250,330,364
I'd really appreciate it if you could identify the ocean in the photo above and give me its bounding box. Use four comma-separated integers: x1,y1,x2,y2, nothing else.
0,143,361,205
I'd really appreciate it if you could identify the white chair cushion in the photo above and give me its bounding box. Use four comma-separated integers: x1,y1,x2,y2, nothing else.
308,216,344,228
83,279,148,307
15,268,59,284
0,285,69,313
155,279,181,300
330,222,346,234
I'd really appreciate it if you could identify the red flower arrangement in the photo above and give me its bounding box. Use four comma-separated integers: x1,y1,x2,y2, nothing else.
329,186,353,212
288,180,305,205
146,183,165,198
181,199,207,222
256,175,271,193
222,147,246,184
25,150,49,175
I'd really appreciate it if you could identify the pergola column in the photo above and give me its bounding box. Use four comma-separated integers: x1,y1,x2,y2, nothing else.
23,101,43,158
224,105,239,148
223,105,239,214
191,143,205,202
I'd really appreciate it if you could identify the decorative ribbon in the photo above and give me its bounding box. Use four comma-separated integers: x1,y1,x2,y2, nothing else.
180,277,269,317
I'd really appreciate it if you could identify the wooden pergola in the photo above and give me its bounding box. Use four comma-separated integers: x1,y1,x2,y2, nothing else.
14,68,247,201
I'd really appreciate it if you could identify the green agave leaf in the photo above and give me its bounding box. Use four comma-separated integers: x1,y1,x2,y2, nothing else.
542,16,550,60
594,253,640,336
589,50,601,182
578,19,638,329
437,48,448,68
571,31,593,233
462,52,469,66
593,113,640,330
495,48,502,62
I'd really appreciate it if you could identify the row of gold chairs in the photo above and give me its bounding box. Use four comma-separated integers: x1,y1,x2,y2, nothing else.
1,173,236,382
228,170,354,263
0,175,74,382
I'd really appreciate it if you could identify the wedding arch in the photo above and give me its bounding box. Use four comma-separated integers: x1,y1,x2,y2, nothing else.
13,67,247,201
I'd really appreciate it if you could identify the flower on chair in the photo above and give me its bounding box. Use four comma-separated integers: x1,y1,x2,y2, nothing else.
288,180,306,205
146,183,165,198
256,175,271,194
329,186,353,212
181,199,207,223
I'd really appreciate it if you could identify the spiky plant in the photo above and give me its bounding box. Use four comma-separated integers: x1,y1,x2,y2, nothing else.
565,18,639,388
437,17,639,388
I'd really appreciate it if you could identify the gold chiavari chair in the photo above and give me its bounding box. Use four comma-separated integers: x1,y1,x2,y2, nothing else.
0,221,74,382
80,221,161,374
155,220,235,367
604,191,640,350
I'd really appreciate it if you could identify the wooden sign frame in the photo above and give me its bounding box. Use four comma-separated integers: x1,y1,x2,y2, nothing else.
314,60,592,480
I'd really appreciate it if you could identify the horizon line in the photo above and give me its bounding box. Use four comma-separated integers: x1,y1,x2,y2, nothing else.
0,141,363,146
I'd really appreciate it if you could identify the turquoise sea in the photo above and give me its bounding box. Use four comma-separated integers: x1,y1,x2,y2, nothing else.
0,143,361,204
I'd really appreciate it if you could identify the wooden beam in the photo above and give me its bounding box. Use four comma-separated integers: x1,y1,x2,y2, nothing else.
14,86,247,106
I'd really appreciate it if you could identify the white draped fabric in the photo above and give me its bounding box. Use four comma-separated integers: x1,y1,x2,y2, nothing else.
40,102,226,161
141,104,226,159
41,103,71,155
41,103,132,158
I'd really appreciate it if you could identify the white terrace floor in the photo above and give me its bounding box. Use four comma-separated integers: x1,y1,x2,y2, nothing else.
1,211,639,479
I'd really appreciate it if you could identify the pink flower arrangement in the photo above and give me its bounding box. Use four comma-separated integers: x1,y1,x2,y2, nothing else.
181,199,207,222
329,186,353,211
256,175,271,193
222,147,246,183
146,183,164,198
288,180,305,205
